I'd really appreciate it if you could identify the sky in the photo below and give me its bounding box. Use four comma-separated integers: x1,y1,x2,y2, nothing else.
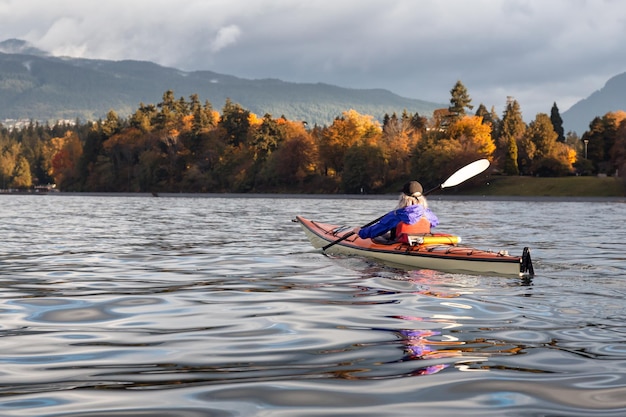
1,0,625,120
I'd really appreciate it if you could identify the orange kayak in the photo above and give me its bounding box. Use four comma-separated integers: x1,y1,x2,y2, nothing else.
295,216,534,277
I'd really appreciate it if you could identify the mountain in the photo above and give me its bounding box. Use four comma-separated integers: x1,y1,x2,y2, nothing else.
0,39,443,126
0,38,48,56
562,72,626,135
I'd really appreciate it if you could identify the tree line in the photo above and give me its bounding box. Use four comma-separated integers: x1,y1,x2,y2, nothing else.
1,81,624,194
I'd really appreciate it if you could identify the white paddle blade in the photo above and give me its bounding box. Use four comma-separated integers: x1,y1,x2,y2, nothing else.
441,159,490,189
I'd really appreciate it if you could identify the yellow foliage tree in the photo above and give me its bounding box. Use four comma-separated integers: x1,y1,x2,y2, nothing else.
0,141,27,188
12,156,32,188
319,109,382,175
447,115,495,158
412,116,495,186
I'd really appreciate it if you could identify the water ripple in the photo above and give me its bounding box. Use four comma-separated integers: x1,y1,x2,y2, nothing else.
1,196,625,416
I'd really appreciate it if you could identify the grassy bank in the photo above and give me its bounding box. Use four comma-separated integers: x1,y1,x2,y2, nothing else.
460,176,626,197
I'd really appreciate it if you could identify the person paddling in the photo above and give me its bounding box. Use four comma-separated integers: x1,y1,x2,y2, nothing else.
353,181,439,243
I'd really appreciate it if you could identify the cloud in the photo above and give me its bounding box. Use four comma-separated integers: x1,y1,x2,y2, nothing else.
210,25,241,53
1,0,626,120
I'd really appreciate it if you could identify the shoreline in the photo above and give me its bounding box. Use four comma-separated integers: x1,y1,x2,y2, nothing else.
3,191,624,202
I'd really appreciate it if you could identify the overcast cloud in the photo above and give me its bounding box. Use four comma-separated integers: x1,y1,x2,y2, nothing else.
1,0,625,119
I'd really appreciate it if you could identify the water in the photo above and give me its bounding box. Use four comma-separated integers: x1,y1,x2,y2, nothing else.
1,194,625,416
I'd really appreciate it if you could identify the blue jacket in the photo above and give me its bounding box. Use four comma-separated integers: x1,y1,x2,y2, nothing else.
357,205,439,239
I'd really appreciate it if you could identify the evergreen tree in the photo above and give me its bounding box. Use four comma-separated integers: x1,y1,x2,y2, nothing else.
77,125,106,189
474,104,499,130
474,103,489,120
409,112,427,131
382,113,392,128
498,99,525,175
581,117,604,174
219,99,251,146
448,80,473,120
130,103,157,132
155,90,177,131
189,94,204,134
550,102,565,143
101,110,121,138
503,136,519,176
524,113,558,161
251,114,283,159
581,113,622,174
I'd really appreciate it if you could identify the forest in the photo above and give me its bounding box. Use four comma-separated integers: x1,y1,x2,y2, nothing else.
1,81,625,194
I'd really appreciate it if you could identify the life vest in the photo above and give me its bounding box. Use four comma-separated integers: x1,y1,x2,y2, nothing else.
396,216,431,243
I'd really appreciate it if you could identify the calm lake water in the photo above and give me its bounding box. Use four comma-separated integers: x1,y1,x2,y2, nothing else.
1,193,625,416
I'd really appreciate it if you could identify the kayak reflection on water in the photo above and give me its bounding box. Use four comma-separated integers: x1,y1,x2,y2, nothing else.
396,328,463,375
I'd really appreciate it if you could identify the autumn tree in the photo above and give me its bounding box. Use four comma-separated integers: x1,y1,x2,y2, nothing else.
526,113,558,159
12,155,32,188
447,115,496,159
520,113,572,176
381,111,423,184
412,115,494,188
46,131,84,189
318,109,382,176
0,139,24,188
10,121,54,186
430,108,453,132
261,121,319,189
342,142,386,193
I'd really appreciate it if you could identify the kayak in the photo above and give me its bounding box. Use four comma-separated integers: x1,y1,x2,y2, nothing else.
294,216,534,277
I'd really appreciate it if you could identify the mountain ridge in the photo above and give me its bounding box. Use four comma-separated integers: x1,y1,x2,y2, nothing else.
3,38,626,134
0,39,443,126
561,72,626,135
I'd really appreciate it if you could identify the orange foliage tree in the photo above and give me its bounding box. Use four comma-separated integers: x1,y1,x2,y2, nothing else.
46,131,83,188
380,112,423,185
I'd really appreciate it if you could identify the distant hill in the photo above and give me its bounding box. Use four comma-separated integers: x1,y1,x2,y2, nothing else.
562,72,626,135
0,39,443,126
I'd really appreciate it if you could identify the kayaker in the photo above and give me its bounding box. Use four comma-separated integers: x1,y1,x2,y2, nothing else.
353,181,439,243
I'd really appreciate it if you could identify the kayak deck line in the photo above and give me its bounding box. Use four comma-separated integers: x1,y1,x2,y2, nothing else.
296,216,534,277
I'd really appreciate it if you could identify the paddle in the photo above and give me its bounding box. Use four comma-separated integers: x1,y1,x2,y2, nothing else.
321,159,490,252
